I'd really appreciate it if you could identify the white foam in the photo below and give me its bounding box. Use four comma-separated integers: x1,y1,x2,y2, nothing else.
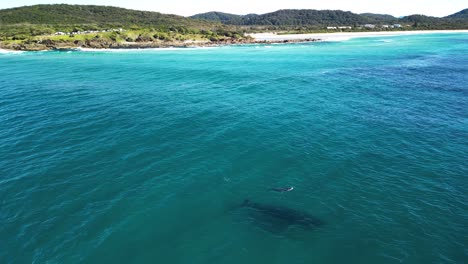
75,46,220,53
189,46,221,50
76,47,132,52
0,49,24,54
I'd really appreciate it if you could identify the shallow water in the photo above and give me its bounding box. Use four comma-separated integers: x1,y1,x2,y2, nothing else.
1,34,467,263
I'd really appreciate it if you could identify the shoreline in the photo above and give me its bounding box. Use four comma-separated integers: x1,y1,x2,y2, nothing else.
0,38,321,51
1,30,467,52
248,30,468,42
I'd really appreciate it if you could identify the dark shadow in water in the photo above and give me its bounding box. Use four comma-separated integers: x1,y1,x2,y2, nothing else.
240,199,324,234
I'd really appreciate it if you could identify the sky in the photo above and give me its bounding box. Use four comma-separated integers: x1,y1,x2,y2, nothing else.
0,0,466,17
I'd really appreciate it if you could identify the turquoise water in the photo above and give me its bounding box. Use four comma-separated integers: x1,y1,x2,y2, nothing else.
1,34,467,263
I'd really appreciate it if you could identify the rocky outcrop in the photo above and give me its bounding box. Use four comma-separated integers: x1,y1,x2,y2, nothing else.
0,38,321,51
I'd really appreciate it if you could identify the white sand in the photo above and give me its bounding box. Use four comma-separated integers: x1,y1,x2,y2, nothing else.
0,49,25,54
248,30,468,42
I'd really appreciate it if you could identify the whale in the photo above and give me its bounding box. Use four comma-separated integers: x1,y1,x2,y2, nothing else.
241,199,324,231
270,186,294,192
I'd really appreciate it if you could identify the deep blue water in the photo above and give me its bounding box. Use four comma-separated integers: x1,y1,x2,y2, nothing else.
0,33,467,263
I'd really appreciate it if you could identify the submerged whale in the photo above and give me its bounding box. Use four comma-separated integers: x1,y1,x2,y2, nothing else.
241,199,324,231
270,186,294,192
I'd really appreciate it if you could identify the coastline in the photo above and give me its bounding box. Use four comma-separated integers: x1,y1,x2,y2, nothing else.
0,38,321,52
1,30,468,52
248,30,468,42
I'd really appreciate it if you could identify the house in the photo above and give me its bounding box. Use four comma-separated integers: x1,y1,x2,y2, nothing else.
382,25,389,28
327,27,337,30
338,26,352,29
364,24,376,29
393,24,402,28
55,32,66,35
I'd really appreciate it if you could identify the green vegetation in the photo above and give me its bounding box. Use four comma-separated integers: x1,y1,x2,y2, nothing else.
0,4,217,28
190,12,245,25
0,4,248,42
446,9,468,19
359,13,397,24
194,10,371,26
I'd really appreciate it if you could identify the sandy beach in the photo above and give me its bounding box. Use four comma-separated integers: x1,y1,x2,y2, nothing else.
248,30,468,42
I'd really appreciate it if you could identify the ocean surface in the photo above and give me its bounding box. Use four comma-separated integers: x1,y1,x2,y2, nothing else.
1,33,467,264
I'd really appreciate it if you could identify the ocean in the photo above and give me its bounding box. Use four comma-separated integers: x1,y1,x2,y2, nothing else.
0,33,467,263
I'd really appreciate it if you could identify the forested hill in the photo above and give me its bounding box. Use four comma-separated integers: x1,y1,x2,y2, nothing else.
192,10,373,26
191,9,468,28
189,11,245,25
446,9,468,19
359,13,397,23
1,5,466,29
0,5,467,33
0,4,219,29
